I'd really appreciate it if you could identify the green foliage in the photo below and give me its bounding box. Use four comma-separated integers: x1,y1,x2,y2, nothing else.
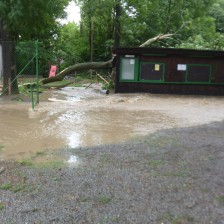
102,80,114,91
209,0,224,32
73,0,223,56
55,22,89,69
1,0,70,40
75,0,117,61
3,0,224,80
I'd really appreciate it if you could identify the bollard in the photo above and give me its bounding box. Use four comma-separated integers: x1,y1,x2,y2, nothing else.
100,89,109,94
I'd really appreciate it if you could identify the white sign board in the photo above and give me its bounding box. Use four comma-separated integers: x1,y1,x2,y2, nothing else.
177,64,186,71
125,55,135,58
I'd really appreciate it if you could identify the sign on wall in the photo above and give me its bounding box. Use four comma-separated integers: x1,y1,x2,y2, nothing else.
177,64,186,71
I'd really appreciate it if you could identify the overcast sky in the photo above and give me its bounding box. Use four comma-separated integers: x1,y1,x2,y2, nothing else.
61,1,81,24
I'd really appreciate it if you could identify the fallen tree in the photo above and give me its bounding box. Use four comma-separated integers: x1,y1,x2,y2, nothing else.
0,34,174,95
35,34,173,88
41,59,114,85
139,34,173,47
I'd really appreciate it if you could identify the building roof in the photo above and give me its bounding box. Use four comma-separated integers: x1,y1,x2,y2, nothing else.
114,47,224,57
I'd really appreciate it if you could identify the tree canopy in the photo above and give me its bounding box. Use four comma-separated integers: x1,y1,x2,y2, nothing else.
70,0,224,63
0,0,70,40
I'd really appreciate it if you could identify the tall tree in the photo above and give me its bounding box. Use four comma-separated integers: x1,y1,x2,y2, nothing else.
76,0,119,61
75,0,218,51
55,22,89,70
0,0,70,94
120,0,216,47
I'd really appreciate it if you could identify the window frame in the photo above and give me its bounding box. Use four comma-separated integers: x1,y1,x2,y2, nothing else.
119,56,139,82
139,62,165,83
186,64,212,84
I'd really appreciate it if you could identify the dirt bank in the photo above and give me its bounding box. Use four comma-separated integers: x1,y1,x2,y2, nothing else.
0,120,224,223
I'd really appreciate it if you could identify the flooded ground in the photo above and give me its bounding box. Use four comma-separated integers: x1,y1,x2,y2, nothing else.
0,84,224,161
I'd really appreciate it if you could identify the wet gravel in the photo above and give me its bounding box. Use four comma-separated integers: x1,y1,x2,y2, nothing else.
0,121,224,223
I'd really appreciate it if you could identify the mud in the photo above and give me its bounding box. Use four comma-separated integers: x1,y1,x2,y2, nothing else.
1,85,224,161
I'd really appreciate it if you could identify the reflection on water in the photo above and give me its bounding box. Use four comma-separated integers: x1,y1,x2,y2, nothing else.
67,132,82,148
67,155,79,166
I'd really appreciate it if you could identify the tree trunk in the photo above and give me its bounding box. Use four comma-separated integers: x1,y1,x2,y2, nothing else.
0,19,19,95
41,59,114,85
114,0,121,48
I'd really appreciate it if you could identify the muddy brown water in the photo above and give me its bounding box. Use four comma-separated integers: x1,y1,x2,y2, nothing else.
1,85,224,162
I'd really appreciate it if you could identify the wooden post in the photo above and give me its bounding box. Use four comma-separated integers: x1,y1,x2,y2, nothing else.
8,78,11,95
97,73,109,84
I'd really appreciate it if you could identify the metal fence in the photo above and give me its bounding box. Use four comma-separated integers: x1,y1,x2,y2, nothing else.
0,40,39,106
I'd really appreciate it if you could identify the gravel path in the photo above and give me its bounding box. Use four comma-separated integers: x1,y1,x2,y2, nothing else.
0,120,224,224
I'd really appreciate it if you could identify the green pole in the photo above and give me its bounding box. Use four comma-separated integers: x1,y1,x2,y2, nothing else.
35,40,39,104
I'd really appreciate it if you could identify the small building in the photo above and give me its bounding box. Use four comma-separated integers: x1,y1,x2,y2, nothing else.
114,47,224,95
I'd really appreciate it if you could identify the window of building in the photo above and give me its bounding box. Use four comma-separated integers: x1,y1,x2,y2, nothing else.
187,64,211,83
120,58,136,80
140,62,165,82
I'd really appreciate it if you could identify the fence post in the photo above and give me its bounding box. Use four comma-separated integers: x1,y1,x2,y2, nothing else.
35,40,39,104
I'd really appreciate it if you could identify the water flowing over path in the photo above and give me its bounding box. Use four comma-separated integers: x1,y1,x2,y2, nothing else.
1,85,224,161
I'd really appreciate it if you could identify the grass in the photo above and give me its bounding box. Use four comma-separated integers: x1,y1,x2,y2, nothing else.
18,72,107,95
0,144,4,151
0,183,12,190
79,196,91,203
172,215,194,224
35,151,45,156
163,171,191,178
102,80,115,91
18,85,29,96
216,195,224,203
97,195,112,204
144,135,182,149
17,153,65,169
0,182,28,193
148,159,164,168
34,160,65,169
12,184,26,193
19,159,33,166
0,203,4,210
159,212,194,224
52,176,61,182
99,154,112,164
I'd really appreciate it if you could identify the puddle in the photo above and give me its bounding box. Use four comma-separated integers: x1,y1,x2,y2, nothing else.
67,155,80,167
1,86,224,162
68,155,78,163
